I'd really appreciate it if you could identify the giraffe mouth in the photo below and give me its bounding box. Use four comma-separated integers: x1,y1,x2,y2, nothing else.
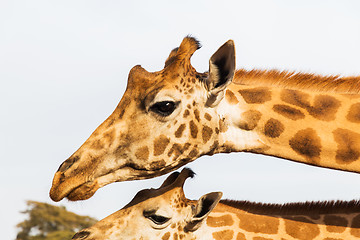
49,171,101,202
49,167,158,202
50,162,187,202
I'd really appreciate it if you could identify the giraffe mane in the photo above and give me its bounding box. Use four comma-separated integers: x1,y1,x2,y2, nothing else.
233,69,360,94
220,199,360,215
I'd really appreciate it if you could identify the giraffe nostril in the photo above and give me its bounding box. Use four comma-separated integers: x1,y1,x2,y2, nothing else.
72,230,90,239
57,156,79,172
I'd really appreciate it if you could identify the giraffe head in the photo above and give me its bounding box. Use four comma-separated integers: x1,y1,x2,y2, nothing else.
50,36,235,201
72,168,222,240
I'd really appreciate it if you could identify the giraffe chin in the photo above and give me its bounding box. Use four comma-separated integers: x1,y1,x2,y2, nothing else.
66,181,100,201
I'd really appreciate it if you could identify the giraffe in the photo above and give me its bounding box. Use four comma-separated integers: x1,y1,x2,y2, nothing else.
50,36,360,202
72,168,360,240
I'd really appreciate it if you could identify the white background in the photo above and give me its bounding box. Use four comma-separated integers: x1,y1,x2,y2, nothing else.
2,0,360,239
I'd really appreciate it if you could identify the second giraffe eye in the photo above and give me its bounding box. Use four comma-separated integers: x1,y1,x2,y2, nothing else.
150,101,178,117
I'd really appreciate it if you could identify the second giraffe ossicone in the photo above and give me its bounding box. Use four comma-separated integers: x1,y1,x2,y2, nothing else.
73,168,360,240
50,36,360,202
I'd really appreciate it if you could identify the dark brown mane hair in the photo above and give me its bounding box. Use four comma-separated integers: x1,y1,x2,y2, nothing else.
220,199,360,216
234,69,360,94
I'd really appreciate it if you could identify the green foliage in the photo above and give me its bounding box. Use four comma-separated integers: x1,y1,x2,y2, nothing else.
16,201,97,240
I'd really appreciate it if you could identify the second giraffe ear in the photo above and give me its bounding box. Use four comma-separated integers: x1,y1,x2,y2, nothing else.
205,40,236,107
185,192,223,232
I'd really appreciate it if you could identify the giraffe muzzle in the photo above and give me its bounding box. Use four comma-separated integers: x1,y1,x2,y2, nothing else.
49,171,100,202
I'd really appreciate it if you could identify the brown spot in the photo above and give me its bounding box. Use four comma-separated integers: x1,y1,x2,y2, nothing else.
204,113,212,121
347,103,360,123
90,139,104,150
207,214,234,227
289,128,321,162
188,148,199,158
212,230,234,240
333,128,360,163
308,214,321,220
183,109,190,118
194,109,200,122
351,214,360,237
264,118,285,138
97,220,116,231
225,90,239,105
208,140,219,155
175,124,186,138
237,213,279,234
236,232,246,240
310,95,341,121
323,215,348,233
273,104,305,120
153,135,170,156
284,216,320,240
202,125,213,143
173,233,178,240
281,90,340,121
105,118,115,128
103,129,115,146
238,110,262,130
118,96,131,119
162,232,170,240
323,238,343,240
281,89,311,108
187,104,191,109
253,237,273,240
189,120,198,138
167,143,191,160
219,118,228,133
239,87,271,104
150,159,166,170
135,146,149,161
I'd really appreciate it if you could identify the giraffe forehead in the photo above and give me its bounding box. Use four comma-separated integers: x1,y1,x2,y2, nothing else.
143,78,204,107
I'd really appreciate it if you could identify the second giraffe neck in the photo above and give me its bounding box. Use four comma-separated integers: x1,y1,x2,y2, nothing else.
201,200,360,240
215,79,360,173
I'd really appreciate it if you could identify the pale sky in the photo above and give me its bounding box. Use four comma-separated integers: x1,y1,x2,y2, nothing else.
2,0,360,239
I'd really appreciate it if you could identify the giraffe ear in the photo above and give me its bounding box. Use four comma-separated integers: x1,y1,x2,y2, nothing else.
185,192,223,232
205,40,235,107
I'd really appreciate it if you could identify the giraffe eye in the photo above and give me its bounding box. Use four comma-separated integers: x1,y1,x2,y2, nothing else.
149,101,178,117
147,214,170,225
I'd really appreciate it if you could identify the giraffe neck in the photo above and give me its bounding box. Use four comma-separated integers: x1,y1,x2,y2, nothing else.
215,75,360,173
198,200,360,240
